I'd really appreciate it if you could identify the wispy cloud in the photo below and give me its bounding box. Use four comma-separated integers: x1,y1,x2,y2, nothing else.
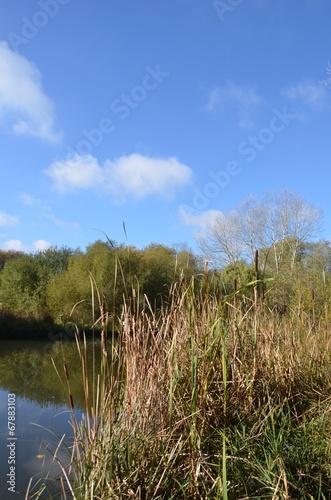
45,153,193,201
0,239,51,251
0,211,18,226
0,41,61,142
203,81,263,128
17,192,79,231
281,80,328,110
178,206,221,228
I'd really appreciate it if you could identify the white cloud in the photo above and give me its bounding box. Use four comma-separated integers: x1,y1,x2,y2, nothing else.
1,239,24,251
45,153,193,200
0,212,18,226
178,206,221,228
33,239,51,251
281,80,328,109
0,41,61,142
0,239,51,251
45,155,103,193
204,81,262,128
106,154,192,199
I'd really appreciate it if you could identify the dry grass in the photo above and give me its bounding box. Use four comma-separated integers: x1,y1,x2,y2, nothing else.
29,281,331,499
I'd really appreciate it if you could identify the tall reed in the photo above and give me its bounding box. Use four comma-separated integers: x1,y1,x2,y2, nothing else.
36,276,331,499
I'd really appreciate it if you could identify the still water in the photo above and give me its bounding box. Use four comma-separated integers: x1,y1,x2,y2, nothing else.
0,339,99,499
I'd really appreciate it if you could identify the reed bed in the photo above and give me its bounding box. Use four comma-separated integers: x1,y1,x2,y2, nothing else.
32,280,331,499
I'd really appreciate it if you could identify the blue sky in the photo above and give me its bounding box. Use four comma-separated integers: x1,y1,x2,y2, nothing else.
0,0,330,254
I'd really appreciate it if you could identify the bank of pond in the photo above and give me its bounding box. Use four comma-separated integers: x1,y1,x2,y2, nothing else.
0,309,106,341
0,339,93,499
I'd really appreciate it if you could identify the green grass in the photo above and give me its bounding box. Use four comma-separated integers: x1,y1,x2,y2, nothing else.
29,281,331,499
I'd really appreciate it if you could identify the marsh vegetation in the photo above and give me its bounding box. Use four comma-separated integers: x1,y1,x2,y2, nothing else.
2,189,331,498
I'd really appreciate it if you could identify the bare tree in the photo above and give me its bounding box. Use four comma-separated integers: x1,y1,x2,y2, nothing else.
197,210,244,267
197,187,323,273
261,188,323,274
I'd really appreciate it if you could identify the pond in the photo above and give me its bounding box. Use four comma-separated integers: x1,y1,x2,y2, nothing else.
0,339,100,499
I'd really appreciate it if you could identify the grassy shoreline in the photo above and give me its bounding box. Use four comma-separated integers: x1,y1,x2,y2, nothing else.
31,282,331,499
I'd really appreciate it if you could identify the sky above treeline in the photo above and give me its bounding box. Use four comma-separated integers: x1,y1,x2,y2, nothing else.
0,0,330,255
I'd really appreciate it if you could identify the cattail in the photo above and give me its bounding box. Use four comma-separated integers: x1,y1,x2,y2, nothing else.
63,362,75,410
233,278,237,309
254,249,259,276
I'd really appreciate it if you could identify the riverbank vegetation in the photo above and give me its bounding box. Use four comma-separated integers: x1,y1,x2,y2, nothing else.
1,236,331,342
0,241,199,338
31,279,331,498
3,188,331,497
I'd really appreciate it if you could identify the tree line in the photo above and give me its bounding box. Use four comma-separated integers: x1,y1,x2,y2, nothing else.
0,241,200,335
1,188,330,337
198,187,331,315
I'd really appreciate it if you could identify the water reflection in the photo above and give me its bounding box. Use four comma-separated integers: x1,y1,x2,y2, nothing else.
0,339,101,499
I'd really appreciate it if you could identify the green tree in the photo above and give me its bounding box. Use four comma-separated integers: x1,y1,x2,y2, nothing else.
0,250,22,271
289,240,331,318
46,240,126,325
0,254,38,315
218,261,257,296
0,247,73,318
137,243,198,308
